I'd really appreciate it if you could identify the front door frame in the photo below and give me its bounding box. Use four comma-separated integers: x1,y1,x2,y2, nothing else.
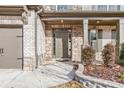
52,28,72,59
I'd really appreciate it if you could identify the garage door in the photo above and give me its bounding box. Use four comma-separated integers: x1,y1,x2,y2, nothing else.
0,28,23,69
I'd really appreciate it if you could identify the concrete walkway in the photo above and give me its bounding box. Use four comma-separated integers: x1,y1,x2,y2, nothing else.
0,62,75,88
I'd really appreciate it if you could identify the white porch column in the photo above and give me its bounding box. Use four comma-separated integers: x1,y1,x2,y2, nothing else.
83,18,89,46
119,18,124,44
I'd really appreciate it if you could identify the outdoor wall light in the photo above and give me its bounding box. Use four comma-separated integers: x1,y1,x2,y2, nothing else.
96,20,100,24
61,19,64,23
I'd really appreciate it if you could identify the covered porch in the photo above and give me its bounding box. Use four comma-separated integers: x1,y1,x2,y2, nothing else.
41,16,122,63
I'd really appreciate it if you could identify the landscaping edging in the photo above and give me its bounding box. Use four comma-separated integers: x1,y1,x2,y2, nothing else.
75,72,124,88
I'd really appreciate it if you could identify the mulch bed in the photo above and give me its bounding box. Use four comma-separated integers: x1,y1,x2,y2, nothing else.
53,81,85,88
83,64,124,84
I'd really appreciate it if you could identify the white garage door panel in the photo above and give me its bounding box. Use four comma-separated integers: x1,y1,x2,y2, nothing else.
0,28,22,69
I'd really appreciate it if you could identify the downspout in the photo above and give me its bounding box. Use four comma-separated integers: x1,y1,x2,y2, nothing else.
35,13,38,69
35,8,43,69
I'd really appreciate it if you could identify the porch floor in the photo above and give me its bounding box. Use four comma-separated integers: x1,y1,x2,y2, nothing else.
0,61,81,88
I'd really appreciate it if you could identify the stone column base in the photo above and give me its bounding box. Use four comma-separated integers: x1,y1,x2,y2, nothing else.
23,58,35,71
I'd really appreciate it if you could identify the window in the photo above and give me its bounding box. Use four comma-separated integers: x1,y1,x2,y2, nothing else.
120,5,124,11
88,30,97,51
57,5,71,11
88,30,97,43
109,5,120,11
97,5,107,11
111,30,116,39
82,5,92,11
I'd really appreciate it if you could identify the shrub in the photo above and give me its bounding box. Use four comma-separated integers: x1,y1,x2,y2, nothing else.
102,43,115,66
119,43,124,66
117,74,124,80
120,43,124,58
82,46,95,65
118,60,124,66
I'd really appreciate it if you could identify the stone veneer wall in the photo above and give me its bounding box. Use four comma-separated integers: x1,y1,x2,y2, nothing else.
72,26,83,62
23,10,36,70
44,25,53,62
37,16,46,65
23,11,47,70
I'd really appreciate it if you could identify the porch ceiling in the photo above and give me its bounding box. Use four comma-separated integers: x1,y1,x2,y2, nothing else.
44,20,82,25
44,20,118,26
89,20,118,25
40,12,124,18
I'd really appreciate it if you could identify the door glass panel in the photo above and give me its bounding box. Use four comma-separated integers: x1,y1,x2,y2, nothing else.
98,29,103,52
98,29,103,39
89,30,97,51
111,30,116,45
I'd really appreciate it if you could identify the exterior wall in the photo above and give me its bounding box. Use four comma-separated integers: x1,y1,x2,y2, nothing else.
92,25,116,61
0,14,121,69
0,16,22,24
0,11,48,70
23,10,36,70
0,14,37,70
37,16,46,65
72,26,83,62
44,25,53,62
23,11,46,70
97,26,116,48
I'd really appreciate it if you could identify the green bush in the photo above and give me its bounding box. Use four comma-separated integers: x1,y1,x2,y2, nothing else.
82,46,95,65
120,43,124,59
102,43,115,66
118,74,124,80
118,59,124,66
118,43,124,66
